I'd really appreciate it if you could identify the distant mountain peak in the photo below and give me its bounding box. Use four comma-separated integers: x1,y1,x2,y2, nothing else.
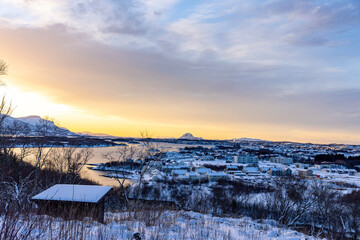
179,133,203,140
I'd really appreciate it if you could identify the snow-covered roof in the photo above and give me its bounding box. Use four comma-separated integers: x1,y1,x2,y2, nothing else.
32,184,112,203
187,172,199,177
196,168,212,173
164,164,188,169
207,172,227,176
269,167,282,171
172,169,188,175
260,166,271,171
243,167,260,173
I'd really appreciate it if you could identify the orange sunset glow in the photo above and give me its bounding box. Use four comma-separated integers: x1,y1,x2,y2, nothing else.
1,1,360,144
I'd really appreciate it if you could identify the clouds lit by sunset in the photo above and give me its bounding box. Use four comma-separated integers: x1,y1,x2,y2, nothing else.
0,0,360,143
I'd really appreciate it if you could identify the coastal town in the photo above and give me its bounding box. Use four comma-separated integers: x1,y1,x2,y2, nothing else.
91,136,360,191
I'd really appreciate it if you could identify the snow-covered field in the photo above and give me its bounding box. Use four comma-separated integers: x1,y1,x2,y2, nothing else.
0,211,324,240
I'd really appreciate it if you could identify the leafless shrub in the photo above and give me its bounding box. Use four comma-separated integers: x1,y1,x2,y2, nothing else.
46,147,94,183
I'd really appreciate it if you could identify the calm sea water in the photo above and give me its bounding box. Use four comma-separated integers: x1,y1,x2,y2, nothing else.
19,142,213,187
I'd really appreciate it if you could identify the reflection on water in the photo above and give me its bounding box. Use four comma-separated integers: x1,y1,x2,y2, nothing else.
16,142,213,187
83,146,127,187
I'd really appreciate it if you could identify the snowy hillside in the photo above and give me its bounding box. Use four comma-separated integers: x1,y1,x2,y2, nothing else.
1,115,77,137
0,210,322,240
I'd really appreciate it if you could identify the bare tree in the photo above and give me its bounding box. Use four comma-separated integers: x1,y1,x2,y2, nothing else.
132,131,163,217
0,60,14,150
342,190,360,240
0,173,35,212
0,60,34,213
310,181,341,239
265,178,315,227
32,116,67,187
103,145,139,209
47,147,94,183
102,131,163,217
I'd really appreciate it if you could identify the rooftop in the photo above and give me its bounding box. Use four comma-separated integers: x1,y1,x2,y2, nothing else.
32,184,112,203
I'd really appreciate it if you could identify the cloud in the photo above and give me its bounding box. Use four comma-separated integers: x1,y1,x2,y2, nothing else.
2,0,360,60
0,24,356,124
258,0,360,46
0,0,360,142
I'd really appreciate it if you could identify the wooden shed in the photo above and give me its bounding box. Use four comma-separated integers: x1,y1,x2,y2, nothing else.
32,184,112,223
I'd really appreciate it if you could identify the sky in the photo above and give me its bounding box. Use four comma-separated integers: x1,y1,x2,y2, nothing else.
0,0,360,143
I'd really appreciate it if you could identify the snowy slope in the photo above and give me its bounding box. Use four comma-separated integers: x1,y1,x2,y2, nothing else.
0,210,323,240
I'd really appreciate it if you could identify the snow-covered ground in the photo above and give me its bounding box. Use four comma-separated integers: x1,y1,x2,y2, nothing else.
0,211,324,240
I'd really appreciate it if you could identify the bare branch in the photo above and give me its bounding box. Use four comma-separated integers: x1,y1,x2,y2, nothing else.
0,60,7,87
0,60,7,76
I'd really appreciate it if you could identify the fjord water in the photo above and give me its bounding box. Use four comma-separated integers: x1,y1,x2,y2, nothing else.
19,142,213,187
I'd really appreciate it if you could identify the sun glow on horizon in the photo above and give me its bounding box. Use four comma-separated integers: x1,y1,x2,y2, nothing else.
1,79,75,118
1,79,360,144
0,0,360,144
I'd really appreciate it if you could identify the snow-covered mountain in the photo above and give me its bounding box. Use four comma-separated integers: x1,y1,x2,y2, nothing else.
1,115,77,137
178,133,203,140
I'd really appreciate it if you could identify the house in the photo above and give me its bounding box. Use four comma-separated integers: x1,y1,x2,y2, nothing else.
296,163,310,169
259,166,271,173
298,169,313,178
349,169,357,175
186,172,201,181
315,164,330,170
171,169,188,176
282,157,293,165
229,171,247,177
177,175,189,181
236,155,259,164
242,167,261,176
206,172,228,182
268,167,283,176
163,164,190,173
196,168,212,175
283,168,292,176
270,157,293,165
226,165,238,171
32,184,112,223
